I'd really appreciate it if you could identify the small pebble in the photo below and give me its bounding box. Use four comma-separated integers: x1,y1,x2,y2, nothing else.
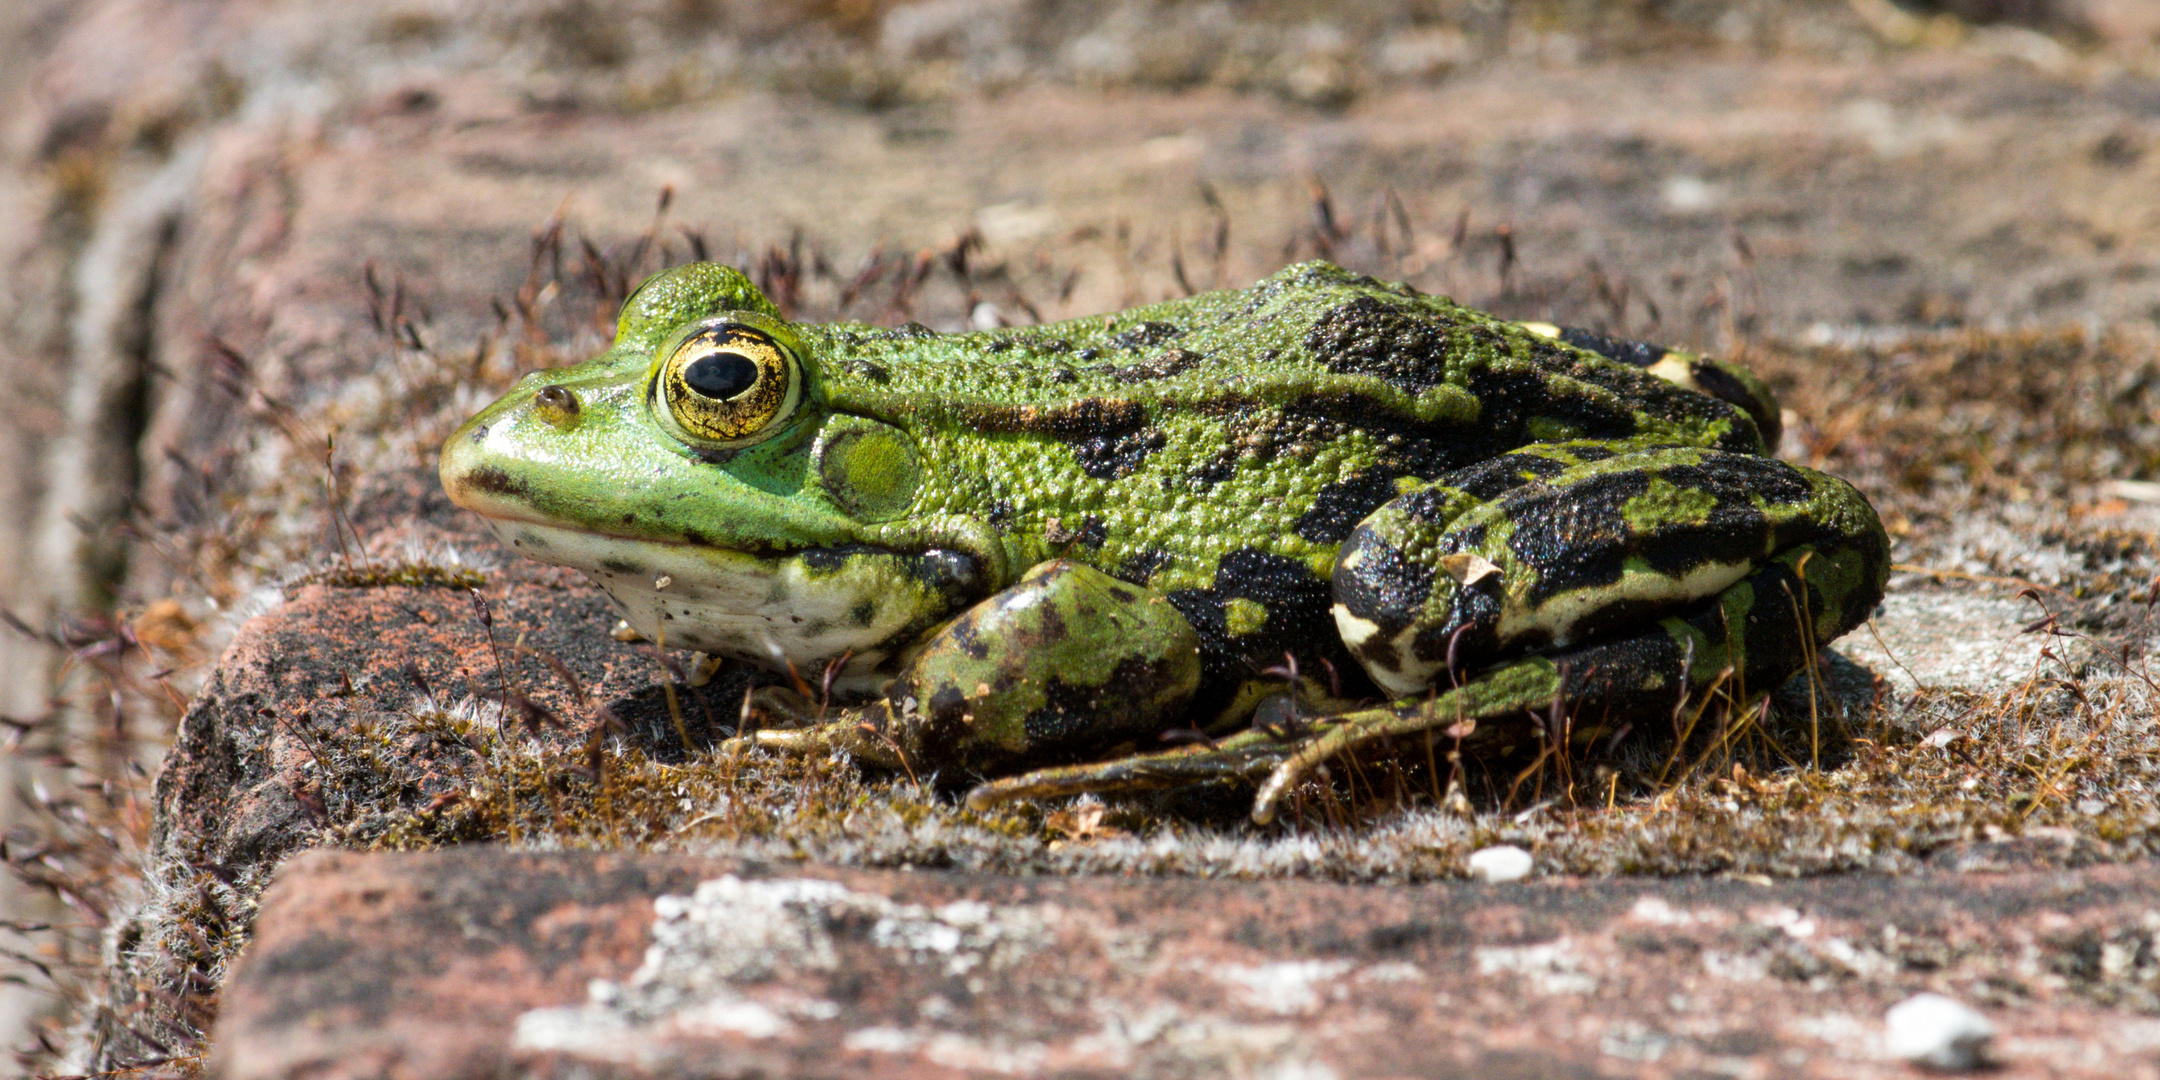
1884,992,1993,1071
1466,844,1533,883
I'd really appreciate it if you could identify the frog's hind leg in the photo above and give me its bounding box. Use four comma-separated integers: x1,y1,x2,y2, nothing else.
1332,443,1888,700
965,532,1884,824
1520,322,1783,448
964,446,1887,824
1253,533,1885,822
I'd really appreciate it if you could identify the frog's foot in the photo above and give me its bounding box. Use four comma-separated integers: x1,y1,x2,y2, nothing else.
972,537,1884,824
959,672,1557,824
729,713,913,771
728,560,1204,782
960,724,1312,811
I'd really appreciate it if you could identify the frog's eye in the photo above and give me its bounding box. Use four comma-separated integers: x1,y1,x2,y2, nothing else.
652,322,802,447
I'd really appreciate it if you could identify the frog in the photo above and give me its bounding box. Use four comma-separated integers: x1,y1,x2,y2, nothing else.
439,259,1889,823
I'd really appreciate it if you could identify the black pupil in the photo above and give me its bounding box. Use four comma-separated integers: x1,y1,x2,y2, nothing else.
683,351,759,400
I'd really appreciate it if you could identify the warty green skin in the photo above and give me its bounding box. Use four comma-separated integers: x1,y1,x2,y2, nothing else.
441,260,1890,821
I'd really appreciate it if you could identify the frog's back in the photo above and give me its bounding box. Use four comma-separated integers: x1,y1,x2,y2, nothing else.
812,262,1762,461
805,262,1770,703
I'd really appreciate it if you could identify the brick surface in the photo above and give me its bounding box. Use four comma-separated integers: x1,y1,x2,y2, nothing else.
212,848,2160,1080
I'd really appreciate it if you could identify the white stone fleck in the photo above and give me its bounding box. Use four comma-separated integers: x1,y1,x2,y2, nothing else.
1661,175,1722,213
1629,895,1720,927
1700,949,1769,982
1466,844,1534,883
1354,961,1424,984
675,998,794,1039
1474,941,1597,995
1788,1010,1869,1044
1601,1019,1675,1062
1752,905,1816,939
512,1006,637,1060
1816,936,1897,977
1884,993,1994,1071
1213,960,1354,1015
844,1026,924,1054
1256,1060,1342,1080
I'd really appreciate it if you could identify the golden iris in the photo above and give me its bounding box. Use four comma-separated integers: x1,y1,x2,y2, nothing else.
654,323,798,445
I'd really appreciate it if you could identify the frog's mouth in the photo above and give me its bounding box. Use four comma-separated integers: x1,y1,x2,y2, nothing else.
478,518,987,692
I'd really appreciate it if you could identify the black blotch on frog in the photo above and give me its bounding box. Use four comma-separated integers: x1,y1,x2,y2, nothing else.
1497,456,1823,611
1045,514,1114,548
1666,455,1813,507
1106,347,1202,384
1293,470,1400,544
964,397,1167,480
1304,295,1469,394
1166,548,1372,706
1440,452,1570,502
1115,548,1176,586
1107,321,1185,352
459,464,529,498
1170,446,1239,492
1327,532,1436,677
840,360,891,384
1494,470,1657,601
1555,327,1666,368
945,617,991,661
1466,365,1667,449
1022,654,1197,758
1276,397,1494,478
1071,427,1168,480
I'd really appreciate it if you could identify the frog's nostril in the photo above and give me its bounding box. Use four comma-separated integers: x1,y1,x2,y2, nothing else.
534,385,581,428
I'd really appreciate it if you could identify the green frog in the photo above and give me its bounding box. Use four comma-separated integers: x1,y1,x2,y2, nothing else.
440,261,1888,822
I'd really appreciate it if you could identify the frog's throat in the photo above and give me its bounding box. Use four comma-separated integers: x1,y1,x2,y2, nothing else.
480,519,986,692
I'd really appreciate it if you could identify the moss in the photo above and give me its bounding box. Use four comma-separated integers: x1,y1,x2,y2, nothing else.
300,561,489,591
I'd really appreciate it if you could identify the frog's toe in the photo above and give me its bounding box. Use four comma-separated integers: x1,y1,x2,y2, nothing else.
962,728,1304,812
735,714,910,770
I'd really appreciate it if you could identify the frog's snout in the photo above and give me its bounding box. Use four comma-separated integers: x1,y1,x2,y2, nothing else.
438,415,524,516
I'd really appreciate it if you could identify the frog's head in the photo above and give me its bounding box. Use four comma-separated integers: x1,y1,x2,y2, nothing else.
439,263,1000,687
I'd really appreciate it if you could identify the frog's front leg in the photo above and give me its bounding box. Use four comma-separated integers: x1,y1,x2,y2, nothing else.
741,560,1203,779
